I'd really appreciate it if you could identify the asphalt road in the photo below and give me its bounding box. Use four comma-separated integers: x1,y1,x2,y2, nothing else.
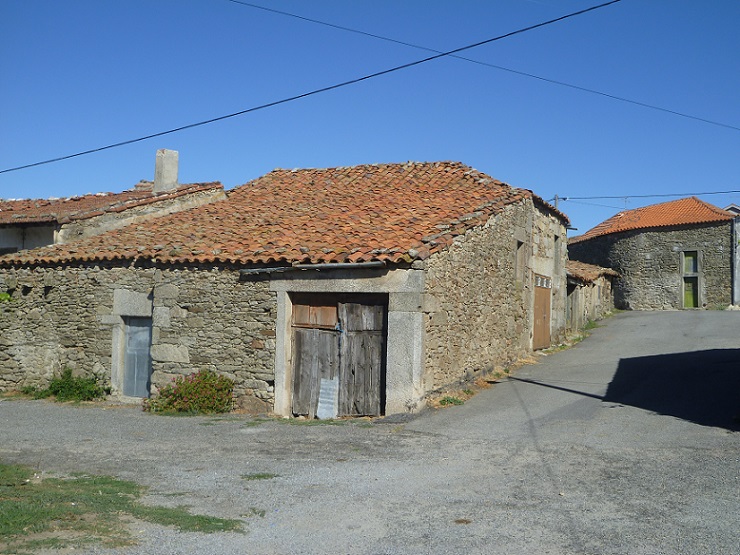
1,311,739,554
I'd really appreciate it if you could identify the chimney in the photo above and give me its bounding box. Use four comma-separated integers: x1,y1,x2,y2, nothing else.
153,149,179,192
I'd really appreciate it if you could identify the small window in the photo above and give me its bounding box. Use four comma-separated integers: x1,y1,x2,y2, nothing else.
683,251,698,274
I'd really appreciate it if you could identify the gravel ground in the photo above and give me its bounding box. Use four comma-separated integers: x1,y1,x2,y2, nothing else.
1,310,739,554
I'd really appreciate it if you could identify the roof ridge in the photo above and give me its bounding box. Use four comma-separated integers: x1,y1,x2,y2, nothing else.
569,196,733,244
2,161,557,267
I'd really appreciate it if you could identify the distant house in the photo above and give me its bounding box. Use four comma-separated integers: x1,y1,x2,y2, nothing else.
723,203,740,216
565,260,618,330
0,150,225,254
569,197,738,310
0,161,568,417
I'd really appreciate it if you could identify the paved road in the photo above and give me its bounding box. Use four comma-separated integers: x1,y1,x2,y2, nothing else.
1,311,739,554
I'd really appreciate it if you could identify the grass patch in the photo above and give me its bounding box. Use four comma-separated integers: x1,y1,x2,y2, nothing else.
438,396,464,406
241,472,278,481
241,507,266,518
0,462,242,553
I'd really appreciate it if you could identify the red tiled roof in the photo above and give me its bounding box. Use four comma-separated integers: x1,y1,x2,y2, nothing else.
1,162,566,267
0,182,223,225
566,260,618,282
569,197,734,244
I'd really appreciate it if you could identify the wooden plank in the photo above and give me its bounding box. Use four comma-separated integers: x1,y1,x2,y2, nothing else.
364,331,383,415
316,330,339,382
311,305,338,328
291,327,339,417
339,302,384,331
338,303,385,416
292,304,311,327
291,328,313,416
362,304,384,331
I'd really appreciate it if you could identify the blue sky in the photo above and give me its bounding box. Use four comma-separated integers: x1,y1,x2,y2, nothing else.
1,0,738,235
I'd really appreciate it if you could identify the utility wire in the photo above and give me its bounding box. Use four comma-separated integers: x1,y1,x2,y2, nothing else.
561,190,740,201
562,199,627,210
0,0,620,176
227,0,740,134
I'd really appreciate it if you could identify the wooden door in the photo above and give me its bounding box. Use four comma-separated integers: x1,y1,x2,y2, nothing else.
338,303,385,417
533,274,552,350
291,296,387,418
291,327,339,419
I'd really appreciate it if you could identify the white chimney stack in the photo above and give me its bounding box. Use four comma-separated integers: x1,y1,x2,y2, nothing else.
153,149,179,192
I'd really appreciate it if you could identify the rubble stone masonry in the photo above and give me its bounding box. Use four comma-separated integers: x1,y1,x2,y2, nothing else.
569,222,732,310
423,199,567,389
0,264,277,408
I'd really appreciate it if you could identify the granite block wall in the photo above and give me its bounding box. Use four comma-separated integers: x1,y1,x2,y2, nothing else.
569,222,731,310
423,199,567,389
0,264,276,409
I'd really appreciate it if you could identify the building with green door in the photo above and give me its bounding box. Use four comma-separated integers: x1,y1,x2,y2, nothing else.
568,197,738,310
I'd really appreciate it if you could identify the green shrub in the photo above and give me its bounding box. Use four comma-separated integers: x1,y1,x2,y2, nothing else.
49,368,108,401
19,385,53,399
22,368,108,402
439,396,464,406
143,370,234,414
0,292,11,303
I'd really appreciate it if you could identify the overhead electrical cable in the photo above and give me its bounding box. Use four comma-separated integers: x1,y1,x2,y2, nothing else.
562,199,627,210
0,0,620,175
560,190,740,201
226,0,740,134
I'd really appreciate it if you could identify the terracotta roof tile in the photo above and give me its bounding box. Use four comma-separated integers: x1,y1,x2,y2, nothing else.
0,182,223,225
1,161,566,267
566,260,618,282
569,197,734,244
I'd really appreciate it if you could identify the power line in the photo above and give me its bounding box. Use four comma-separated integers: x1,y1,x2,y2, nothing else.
562,199,627,210
561,190,740,201
0,0,620,176
227,0,740,134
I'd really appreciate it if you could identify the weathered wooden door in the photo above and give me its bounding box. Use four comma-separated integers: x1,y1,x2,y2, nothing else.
291,296,387,418
533,274,552,350
123,317,153,397
291,327,339,419
338,303,385,417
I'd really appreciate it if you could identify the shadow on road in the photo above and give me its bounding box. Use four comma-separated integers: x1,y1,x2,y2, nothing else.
605,349,740,431
509,349,740,431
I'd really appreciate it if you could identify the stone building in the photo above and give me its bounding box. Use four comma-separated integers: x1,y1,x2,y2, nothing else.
565,260,617,330
0,150,225,254
0,162,568,416
569,197,738,310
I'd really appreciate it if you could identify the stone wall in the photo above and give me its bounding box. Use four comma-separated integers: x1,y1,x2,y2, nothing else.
0,264,277,410
422,199,567,390
567,275,615,330
569,222,732,310
57,187,226,244
0,225,55,252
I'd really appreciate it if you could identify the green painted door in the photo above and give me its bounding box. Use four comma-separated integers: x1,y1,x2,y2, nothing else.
683,277,699,308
